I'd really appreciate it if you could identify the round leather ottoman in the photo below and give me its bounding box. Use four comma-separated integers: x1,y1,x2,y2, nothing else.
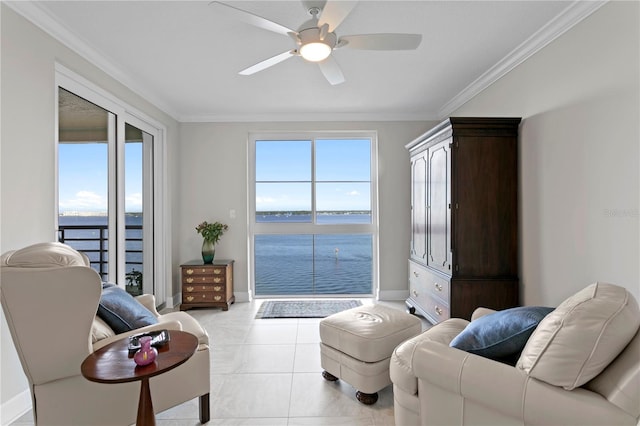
319,303,422,404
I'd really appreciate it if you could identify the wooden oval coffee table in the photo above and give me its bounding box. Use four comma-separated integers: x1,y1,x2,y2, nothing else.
81,330,198,426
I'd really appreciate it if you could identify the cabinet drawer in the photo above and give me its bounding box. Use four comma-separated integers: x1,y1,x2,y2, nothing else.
183,266,226,276
409,262,450,303
422,292,451,323
183,292,227,304
182,275,226,285
423,268,450,304
183,284,226,293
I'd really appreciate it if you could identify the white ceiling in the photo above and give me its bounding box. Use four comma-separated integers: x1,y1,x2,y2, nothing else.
8,1,605,122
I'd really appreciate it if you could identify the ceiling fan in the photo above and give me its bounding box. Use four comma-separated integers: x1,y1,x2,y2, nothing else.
210,0,422,85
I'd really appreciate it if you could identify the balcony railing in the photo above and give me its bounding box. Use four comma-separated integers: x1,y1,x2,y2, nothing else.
57,224,143,294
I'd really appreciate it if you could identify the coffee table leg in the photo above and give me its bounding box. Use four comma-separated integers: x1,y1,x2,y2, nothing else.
137,377,155,426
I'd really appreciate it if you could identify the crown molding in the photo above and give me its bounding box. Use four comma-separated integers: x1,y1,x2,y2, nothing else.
178,111,435,123
437,0,608,119
4,1,182,122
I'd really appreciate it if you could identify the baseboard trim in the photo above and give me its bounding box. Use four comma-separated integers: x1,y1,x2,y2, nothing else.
1,389,31,426
233,292,250,303
378,290,409,301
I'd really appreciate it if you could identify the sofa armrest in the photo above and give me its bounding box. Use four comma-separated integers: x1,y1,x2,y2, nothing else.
92,320,183,351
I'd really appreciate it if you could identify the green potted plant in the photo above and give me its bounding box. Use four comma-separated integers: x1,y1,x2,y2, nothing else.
196,221,228,264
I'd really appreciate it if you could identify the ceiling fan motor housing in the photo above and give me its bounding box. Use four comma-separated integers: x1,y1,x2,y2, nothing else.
298,27,337,49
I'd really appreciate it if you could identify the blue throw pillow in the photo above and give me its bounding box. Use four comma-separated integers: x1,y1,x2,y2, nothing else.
450,306,554,362
97,283,158,334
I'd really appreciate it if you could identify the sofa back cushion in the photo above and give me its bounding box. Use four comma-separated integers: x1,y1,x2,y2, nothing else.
516,282,640,390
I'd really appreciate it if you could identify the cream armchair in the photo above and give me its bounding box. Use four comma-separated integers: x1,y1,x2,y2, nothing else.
1,242,211,425
391,283,640,426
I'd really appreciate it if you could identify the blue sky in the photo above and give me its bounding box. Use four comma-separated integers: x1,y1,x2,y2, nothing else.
59,138,371,214
58,143,142,213
255,138,371,212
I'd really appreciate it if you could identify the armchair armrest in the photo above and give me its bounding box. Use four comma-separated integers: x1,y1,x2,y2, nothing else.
412,340,527,419
471,307,496,321
92,320,183,351
135,293,160,317
411,341,636,425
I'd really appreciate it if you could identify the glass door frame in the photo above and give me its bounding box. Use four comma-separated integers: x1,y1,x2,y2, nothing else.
55,63,169,305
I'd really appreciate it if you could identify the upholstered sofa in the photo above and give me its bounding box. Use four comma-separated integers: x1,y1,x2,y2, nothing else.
1,242,211,425
391,282,640,426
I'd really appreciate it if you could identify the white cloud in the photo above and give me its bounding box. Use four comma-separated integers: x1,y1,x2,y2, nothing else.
347,190,360,196
59,190,106,211
126,193,143,212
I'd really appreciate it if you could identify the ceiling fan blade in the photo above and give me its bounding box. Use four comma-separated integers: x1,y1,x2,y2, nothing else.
209,1,295,36
318,0,358,32
318,55,345,85
239,50,296,75
340,34,422,50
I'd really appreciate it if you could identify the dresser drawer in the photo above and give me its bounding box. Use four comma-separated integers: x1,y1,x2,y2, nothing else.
182,292,227,304
183,266,227,276
183,283,226,293
182,274,226,285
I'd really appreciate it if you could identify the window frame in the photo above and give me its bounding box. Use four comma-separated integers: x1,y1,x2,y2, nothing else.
248,131,379,298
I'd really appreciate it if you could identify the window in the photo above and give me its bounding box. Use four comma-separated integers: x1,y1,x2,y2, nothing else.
55,65,168,304
249,132,378,297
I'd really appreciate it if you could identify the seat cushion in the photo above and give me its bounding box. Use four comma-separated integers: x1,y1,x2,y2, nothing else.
319,304,422,363
516,282,640,390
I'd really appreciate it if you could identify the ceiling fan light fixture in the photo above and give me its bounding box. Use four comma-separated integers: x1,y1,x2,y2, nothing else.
300,41,332,62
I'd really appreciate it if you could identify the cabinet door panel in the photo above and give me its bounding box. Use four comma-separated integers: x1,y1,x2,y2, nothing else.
410,155,427,262
427,140,452,274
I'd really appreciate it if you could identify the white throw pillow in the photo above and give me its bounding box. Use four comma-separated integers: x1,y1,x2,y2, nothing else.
516,282,640,390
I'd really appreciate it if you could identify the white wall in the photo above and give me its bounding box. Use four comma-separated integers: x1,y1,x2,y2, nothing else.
0,4,180,419
453,1,639,305
176,121,432,301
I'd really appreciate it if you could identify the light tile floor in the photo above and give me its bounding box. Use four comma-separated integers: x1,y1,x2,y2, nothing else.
11,299,429,426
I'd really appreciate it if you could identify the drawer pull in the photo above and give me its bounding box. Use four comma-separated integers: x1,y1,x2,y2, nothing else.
413,271,419,277
186,278,194,284
214,286,222,291
435,306,443,316
412,290,418,297
201,286,207,290
186,286,194,292
202,294,206,299
186,269,194,275
186,296,194,302
213,269,223,275
202,277,206,281
201,268,207,273
214,278,222,283
434,283,443,292
214,296,222,301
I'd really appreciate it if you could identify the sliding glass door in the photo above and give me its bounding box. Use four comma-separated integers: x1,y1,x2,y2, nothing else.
57,87,156,296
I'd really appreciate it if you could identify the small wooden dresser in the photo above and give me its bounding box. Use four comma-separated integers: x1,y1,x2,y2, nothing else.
179,260,235,311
